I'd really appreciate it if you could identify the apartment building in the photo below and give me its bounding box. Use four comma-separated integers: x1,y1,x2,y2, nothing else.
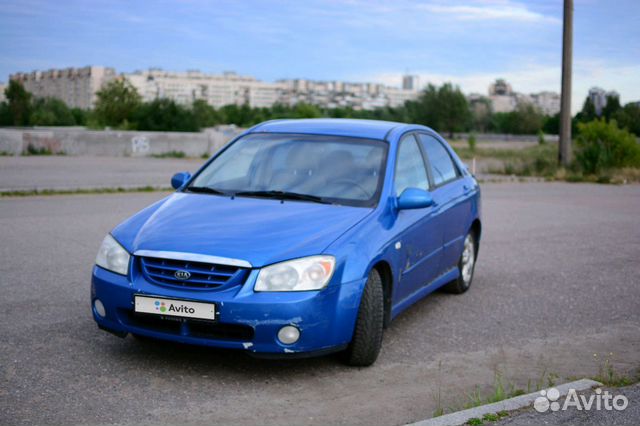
487,79,560,115
278,78,418,110
10,66,116,109
124,69,285,108
8,65,419,110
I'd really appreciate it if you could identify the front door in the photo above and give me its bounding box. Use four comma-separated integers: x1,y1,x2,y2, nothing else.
392,134,444,302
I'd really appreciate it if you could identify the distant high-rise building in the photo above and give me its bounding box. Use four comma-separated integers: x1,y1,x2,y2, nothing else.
488,79,516,112
489,78,513,96
530,91,561,116
277,77,418,109
588,87,619,116
486,78,560,115
10,66,116,109
402,75,419,91
0,82,6,103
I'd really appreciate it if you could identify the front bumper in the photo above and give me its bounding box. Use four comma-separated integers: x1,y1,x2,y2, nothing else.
91,265,366,355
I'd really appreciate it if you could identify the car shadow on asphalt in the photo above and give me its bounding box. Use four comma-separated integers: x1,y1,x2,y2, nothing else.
90,281,472,377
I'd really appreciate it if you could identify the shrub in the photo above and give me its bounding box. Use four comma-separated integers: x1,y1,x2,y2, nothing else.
467,133,477,152
575,119,640,174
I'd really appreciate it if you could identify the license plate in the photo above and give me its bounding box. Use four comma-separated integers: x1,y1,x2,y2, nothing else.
134,295,216,321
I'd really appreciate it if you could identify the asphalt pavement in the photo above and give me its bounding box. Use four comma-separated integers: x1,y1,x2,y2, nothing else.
1,182,639,425
0,156,202,192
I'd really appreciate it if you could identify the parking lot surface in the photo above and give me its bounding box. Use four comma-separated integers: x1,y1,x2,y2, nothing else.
0,156,201,192
1,182,639,425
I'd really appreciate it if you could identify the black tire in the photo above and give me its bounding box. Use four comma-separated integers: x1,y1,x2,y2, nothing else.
343,269,384,366
443,231,477,294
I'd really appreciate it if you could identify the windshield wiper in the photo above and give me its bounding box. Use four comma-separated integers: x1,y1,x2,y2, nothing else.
234,190,330,204
185,186,228,195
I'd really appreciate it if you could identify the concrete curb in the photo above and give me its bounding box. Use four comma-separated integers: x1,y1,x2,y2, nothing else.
407,378,603,426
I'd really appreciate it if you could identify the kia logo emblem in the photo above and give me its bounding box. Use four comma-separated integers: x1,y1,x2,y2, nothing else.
174,270,191,280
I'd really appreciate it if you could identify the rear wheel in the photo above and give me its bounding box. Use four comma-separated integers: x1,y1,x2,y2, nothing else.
343,269,384,366
443,232,476,294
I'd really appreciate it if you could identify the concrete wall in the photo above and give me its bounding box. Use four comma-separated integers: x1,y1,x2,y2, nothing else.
0,126,243,157
452,132,559,143
0,127,564,157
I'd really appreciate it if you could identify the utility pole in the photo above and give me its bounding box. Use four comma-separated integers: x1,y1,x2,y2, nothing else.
559,0,573,166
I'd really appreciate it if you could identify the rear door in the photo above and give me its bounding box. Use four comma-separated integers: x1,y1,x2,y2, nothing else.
392,134,444,302
417,133,472,272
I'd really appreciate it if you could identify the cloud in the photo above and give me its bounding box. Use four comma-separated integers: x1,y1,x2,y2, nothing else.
418,1,560,24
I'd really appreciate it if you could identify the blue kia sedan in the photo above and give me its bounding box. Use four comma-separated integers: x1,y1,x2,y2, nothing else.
92,119,481,366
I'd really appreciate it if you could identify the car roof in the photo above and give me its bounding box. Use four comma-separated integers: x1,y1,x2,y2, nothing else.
247,118,418,141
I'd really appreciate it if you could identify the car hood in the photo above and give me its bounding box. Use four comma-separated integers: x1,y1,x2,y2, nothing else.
112,192,372,267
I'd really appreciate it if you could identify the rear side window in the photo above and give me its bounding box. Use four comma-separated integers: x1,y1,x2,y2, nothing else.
418,134,459,186
394,135,428,195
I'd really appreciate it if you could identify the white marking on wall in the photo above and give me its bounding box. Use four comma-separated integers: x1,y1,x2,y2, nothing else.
131,136,150,155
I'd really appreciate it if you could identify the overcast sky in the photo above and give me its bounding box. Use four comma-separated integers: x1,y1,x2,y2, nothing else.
1,0,638,111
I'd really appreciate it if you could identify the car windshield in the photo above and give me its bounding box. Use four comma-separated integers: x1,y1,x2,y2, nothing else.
188,133,388,207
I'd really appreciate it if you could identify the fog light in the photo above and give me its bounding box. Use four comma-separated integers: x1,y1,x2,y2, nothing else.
277,325,300,345
94,299,106,318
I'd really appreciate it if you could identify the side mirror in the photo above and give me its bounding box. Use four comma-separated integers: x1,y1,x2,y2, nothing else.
397,188,434,210
171,172,191,190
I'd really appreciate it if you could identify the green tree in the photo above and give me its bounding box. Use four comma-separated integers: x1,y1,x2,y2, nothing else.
30,97,75,126
94,79,141,128
293,102,322,118
575,96,597,123
511,104,544,134
0,102,11,126
469,97,492,133
70,108,88,126
542,113,560,135
134,98,198,132
489,104,543,134
191,99,223,128
575,119,640,174
5,80,32,126
411,83,470,137
613,103,640,136
601,94,621,121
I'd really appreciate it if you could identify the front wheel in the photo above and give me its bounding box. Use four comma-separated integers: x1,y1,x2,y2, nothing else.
443,232,477,294
343,269,384,366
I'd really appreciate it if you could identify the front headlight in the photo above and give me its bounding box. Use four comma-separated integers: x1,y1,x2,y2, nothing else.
255,255,336,292
95,234,130,276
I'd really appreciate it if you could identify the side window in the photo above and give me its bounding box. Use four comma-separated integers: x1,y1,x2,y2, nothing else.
418,134,459,187
394,135,429,195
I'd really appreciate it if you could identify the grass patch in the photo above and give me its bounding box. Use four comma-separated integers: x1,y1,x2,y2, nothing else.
151,150,186,158
463,371,528,409
459,143,640,183
464,411,510,425
434,368,558,418
591,353,640,387
0,150,14,156
453,144,556,162
22,144,66,156
1,186,170,197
